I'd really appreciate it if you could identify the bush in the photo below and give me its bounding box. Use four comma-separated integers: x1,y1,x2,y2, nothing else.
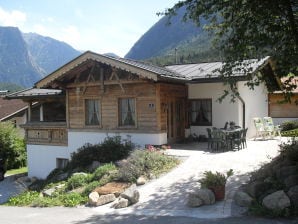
279,142,298,162
66,174,92,190
69,136,133,169
0,121,26,169
59,192,87,207
280,119,298,131
92,163,117,181
118,150,179,182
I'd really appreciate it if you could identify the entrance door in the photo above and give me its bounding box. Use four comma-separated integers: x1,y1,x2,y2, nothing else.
167,98,185,143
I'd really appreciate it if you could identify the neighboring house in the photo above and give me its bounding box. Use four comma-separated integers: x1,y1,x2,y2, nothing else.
268,77,298,124
0,96,28,136
5,51,280,178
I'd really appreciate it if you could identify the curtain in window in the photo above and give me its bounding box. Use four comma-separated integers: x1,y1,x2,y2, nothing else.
191,100,211,125
121,98,135,126
86,100,100,125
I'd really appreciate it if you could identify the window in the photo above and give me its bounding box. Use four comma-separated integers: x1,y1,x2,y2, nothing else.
190,99,212,125
56,158,69,169
85,99,100,125
119,98,136,126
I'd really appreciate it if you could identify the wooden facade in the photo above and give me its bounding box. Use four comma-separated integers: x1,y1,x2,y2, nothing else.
268,93,298,118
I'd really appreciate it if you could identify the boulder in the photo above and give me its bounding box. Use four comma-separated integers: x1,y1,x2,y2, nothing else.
245,181,271,199
88,161,101,172
72,172,88,177
275,166,298,181
262,190,291,210
287,185,298,207
194,188,215,205
120,184,140,205
113,198,129,209
42,188,56,197
56,172,69,181
88,192,100,206
136,176,147,186
94,182,130,197
187,193,204,207
234,191,253,207
283,175,298,189
96,194,116,206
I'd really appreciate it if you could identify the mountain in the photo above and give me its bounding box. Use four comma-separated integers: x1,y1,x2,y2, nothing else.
125,7,219,64
0,26,80,88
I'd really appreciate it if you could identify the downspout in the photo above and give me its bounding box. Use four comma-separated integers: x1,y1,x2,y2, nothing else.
230,84,245,129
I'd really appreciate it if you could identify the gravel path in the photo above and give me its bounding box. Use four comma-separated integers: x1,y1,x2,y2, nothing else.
0,175,26,204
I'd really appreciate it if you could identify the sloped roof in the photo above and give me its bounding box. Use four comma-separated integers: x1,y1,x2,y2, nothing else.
36,51,186,88
0,97,27,121
4,88,63,100
166,56,271,80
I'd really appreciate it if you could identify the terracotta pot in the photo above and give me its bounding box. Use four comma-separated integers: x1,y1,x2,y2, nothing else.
209,185,225,201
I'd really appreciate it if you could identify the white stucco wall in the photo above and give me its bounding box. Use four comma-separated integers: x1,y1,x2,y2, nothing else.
188,81,269,139
237,81,269,138
188,83,240,137
27,131,167,179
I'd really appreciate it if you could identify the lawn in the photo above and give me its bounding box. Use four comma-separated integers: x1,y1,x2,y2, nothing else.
6,167,28,176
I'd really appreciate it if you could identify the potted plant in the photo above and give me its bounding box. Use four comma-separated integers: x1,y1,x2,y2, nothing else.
198,169,233,201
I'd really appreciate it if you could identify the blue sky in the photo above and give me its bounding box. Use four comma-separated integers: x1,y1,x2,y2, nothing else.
0,0,177,57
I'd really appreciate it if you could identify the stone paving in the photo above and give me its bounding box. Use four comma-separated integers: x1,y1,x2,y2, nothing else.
0,175,26,204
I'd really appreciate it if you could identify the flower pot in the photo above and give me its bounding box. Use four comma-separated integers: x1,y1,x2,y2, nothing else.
209,185,225,201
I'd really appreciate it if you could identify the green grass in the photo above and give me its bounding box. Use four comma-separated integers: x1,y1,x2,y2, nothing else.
6,167,28,176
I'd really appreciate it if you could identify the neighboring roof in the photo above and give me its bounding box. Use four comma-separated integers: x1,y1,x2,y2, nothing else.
0,97,27,121
5,88,63,100
36,51,186,88
166,56,271,80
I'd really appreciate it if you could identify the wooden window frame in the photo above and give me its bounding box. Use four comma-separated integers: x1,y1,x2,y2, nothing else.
189,99,212,126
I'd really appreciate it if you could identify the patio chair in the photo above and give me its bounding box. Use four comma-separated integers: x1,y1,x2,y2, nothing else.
232,129,244,151
263,117,281,139
210,129,226,152
253,117,270,140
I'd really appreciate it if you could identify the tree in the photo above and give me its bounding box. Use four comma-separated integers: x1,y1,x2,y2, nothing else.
162,0,298,101
0,122,26,169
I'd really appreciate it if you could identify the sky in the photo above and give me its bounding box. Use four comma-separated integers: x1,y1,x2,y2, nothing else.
0,0,178,57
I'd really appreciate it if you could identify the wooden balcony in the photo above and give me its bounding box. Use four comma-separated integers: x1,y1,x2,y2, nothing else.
22,122,68,146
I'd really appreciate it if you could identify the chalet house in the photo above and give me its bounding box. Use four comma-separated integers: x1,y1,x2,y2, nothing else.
0,97,28,135
5,51,280,178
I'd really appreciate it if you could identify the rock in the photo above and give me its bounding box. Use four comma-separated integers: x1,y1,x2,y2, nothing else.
71,186,85,194
234,191,253,207
136,176,147,186
17,176,31,183
56,172,69,181
113,198,129,209
187,193,204,207
42,188,56,197
31,176,38,183
96,194,116,206
94,182,131,197
194,188,215,205
275,166,298,181
287,185,298,207
88,161,101,172
262,190,291,210
283,175,298,189
88,192,100,206
245,181,271,199
120,184,139,205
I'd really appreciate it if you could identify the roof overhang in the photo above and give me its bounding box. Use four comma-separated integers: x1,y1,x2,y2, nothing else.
4,88,64,100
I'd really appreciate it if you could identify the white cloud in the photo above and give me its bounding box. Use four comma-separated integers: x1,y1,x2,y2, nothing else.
0,7,26,26
60,25,81,47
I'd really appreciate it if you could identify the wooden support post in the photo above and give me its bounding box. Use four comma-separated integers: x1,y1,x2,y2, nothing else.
100,67,104,94
40,103,44,122
28,102,32,122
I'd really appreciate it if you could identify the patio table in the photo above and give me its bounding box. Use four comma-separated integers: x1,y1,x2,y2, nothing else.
220,128,242,151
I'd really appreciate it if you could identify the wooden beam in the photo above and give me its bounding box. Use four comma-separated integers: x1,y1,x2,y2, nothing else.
100,67,104,94
67,80,148,88
82,63,96,94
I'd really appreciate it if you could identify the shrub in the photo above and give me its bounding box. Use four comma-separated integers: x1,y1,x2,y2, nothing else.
279,142,298,162
82,181,101,196
66,174,92,191
59,192,87,207
69,136,133,169
92,163,117,181
0,121,26,169
199,169,233,188
280,119,298,131
118,150,179,182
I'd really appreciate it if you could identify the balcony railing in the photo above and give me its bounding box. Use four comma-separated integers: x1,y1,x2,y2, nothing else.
22,122,67,146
